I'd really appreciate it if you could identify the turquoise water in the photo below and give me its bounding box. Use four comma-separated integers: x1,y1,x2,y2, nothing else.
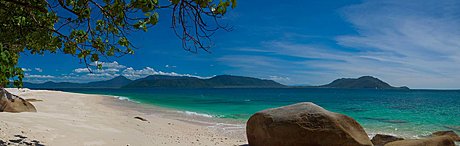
56,88,459,138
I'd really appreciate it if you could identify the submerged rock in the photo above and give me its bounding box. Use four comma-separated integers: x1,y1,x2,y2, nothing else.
385,135,455,146
246,102,372,146
362,117,408,124
371,134,404,146
431,131,460,141
443,126,460,133
0,89,37,113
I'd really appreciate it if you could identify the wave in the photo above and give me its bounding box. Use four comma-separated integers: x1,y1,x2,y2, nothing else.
365,128,429,139
111,95,140,103
179,111,214,118
209,122,245,130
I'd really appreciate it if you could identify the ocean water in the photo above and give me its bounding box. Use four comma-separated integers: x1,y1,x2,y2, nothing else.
56,88,460,138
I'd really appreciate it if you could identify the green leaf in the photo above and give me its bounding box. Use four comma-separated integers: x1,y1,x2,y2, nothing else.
149,12,159,25
171,0,180,4
230,0,237,9
91,54,99,62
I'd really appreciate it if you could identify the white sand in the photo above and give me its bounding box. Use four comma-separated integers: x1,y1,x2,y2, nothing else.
0,88,247,146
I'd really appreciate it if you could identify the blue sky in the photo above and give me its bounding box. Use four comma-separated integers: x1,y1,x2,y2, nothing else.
19,0,460,89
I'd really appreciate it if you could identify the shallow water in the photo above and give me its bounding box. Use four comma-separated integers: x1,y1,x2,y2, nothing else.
56,88,460,138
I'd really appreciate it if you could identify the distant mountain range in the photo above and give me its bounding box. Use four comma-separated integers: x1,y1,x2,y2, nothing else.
21,75,409,89
23,75,285,89
23,76,133,88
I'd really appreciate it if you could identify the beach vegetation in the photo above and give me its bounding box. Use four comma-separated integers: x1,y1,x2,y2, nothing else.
0,0,236,87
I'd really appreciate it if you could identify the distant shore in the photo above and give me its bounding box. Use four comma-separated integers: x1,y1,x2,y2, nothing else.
0,88,247,145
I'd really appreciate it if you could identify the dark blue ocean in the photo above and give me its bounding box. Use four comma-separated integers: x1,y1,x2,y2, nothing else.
56,88,460,138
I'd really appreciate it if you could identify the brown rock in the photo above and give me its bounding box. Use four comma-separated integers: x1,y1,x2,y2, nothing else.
246,102,372,146
431,131,460,141
384,135,455,146
371,134,404,146
0,89,37,113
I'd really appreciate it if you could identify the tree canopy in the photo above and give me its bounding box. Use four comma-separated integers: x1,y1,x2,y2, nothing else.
0,0,236,87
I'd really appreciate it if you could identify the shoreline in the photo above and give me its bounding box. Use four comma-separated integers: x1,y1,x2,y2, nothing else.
99,93,247,140
0,88,247,145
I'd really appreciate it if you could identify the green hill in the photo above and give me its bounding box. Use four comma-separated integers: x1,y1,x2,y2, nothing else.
122,75,286,88
320,76,409,89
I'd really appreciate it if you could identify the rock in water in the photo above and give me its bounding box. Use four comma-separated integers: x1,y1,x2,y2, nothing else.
371,134,404,146
385,135,455,146
0,89,37,112
246,102,372,146
431,131,460,141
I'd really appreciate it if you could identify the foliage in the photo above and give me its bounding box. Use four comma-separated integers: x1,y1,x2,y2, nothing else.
0,0,236,87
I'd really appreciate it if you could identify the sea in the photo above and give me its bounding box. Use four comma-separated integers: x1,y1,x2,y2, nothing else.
54,88,460,138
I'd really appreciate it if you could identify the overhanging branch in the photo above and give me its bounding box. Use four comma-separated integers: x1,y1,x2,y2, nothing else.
3,0,48,13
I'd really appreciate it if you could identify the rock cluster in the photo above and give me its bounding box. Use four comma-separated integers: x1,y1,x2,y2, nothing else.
246,102,458,146
384,135,455,146
246,102,372,146
0,135,44,146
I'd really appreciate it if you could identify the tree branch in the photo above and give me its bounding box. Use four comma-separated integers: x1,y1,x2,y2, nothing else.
3,0,48,13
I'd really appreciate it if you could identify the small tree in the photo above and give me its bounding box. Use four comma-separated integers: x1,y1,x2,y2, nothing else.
0,0,236,88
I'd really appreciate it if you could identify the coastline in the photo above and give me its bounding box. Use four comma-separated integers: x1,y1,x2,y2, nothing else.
0,88,247,145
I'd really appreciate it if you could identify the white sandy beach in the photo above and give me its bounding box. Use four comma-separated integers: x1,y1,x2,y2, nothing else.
0,88,247,146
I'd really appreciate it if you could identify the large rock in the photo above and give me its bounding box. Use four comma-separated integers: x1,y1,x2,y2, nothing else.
431,131,460,141
0,89,36,112
246,102,372,146
384,135,455,146
371,134,404,146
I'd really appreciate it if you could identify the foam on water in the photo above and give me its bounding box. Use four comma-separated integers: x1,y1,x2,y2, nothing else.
112,95,140,103
180,111,214,118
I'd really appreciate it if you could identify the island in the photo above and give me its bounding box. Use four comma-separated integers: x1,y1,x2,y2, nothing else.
318,76,409,89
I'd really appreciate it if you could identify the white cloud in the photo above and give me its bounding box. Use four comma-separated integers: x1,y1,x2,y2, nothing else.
26,74,55,79
22,68,31,72
35,68,43,72
68,61,126,82
73,68,119,74
218,0,460,88
334,0,460,88
91,61,126,69
25,60,211,83
121,67,156,78
74,68,90,73
165,65,177,68
267,76,290,83
121,67,211,80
